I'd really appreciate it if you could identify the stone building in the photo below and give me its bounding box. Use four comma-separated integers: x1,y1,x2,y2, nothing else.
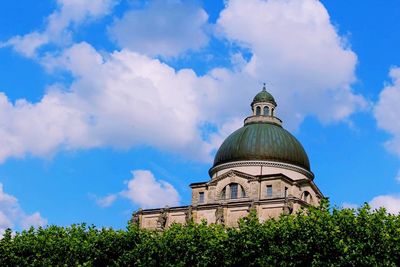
133,85,323,229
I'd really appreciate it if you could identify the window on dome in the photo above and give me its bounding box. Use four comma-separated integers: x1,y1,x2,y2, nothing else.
263,106,269,116
271,108,274,116
256,106,261,115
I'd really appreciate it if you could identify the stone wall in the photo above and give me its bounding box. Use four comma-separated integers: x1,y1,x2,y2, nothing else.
136,196,308,229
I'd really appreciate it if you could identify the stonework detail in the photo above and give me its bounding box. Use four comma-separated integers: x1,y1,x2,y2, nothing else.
185,206,193,224
215,205,225,225
156,207,169,230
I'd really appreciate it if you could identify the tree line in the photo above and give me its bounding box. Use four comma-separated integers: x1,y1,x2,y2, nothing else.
0,199,399,266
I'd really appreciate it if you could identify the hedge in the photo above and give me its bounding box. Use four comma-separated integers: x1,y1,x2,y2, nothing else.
1,200,399,266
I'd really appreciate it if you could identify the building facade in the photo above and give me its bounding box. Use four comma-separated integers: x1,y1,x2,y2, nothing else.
132,86,323,229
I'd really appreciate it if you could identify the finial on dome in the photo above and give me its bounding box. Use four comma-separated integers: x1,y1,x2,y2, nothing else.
262,82,266,91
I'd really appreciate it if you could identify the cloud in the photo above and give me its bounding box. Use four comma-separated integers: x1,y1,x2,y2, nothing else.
2,32,49,58
216,0,367,129
2,0,116,57
369,194,400,214
108,0,209,57
120,170,180,209
374,67,400,157
202,118,243,157
0,89,93,162
93,194,117,208
0,42,220,162
0,0,368,164
0,183,47,236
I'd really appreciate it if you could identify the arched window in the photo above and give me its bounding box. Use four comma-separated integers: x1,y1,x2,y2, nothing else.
303,191,310,203
256,106,261,115
220,183,246,199
263,106,269,116
271,108,274,116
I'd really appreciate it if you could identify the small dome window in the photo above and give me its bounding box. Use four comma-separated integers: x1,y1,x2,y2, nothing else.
263,106,270,116
256,106,261,116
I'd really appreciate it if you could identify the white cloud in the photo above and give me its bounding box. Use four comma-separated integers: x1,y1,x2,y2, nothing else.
120,170,180,209
108,0,209,57
3,32,49,58
374,67,400,157
2,0,116,57
216,0,367,129
203,118,243,158
0,42,221,162
0,183,47,236
93,194,117,208
369,194,400,214
0,0,368,164
0,89,93,162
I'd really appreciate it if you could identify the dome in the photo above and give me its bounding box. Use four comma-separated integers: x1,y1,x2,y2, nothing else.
212,122,310,171
251,87,276,106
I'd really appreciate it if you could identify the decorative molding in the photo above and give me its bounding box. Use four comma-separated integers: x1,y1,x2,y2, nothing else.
209,160,314,179
209,169,256,185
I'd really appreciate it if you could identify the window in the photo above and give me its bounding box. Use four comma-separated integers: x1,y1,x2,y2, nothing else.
263,106,269,116
256,106,261,115
284,187,288,198
266,185,273,197
230,183,238,199
199,192,205,203
303,191,310,203
220,183,245,199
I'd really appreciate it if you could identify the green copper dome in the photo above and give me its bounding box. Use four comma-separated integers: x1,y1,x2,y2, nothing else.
212,123,310,171
252,87,277,106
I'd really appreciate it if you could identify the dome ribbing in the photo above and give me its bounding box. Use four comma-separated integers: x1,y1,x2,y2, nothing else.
212,123,310,171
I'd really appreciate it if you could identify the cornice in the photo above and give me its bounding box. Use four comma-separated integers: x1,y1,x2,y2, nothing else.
209,160,314,179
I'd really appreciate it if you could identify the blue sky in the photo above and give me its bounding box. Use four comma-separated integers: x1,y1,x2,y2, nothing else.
0,0,400,233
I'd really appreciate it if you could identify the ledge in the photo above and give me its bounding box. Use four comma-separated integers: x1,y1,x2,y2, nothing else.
244,115,282,126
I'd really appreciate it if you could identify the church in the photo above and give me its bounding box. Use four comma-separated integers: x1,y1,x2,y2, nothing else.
132,85,323,229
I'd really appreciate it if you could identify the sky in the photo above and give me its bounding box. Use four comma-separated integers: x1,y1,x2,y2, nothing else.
0,0,400,234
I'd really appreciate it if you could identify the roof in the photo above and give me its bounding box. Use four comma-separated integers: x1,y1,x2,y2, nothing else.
251,87,277,106
212,122,310,171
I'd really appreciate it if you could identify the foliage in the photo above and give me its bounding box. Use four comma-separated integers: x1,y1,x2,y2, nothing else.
1,200,400,266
